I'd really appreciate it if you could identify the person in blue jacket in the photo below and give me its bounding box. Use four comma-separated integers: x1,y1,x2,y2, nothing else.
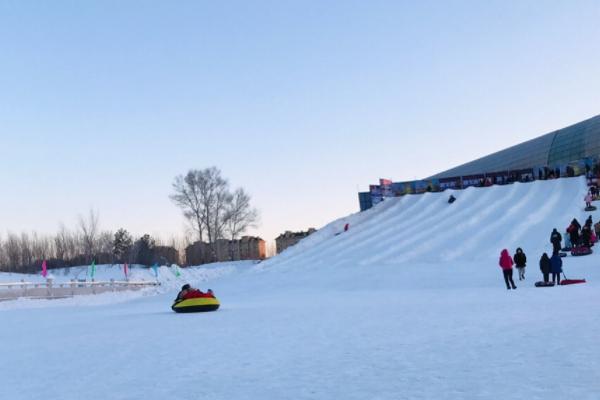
550,251,563,285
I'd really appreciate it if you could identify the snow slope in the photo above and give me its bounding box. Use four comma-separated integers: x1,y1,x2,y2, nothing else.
271,177,588,268
1,177,599,400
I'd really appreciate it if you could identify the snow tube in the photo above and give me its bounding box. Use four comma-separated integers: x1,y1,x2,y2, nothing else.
585,206,597,212
571,247,593,256
172,293,220,313
535,281,555,287
559,252,568,258
560,279,586,286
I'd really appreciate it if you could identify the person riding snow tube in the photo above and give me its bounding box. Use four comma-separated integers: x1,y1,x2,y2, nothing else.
172,284,220,313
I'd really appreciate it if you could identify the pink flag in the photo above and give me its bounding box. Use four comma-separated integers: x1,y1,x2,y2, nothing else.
124,263,129,279
41,260,48,278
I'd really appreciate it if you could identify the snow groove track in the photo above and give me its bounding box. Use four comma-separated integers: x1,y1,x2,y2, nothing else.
268,177,593,268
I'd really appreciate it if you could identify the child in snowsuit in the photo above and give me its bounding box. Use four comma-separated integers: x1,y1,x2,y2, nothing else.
513,247,527,281
550,228,562,254
499,249,516,290
539,253,551,283
550,252,563,285
585,192,593,208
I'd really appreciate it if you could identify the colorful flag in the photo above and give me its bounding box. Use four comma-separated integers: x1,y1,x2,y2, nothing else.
172,264,181,277
41,260,47,278
123,263,129,279
152,263,158,278
90,260,96,280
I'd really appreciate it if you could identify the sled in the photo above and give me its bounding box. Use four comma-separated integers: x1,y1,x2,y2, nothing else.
571,247,593,256
535,281,555,287
584,206,597,212
561,247,572,252
560,279,586,286
558,252,567,257
172,292,220,313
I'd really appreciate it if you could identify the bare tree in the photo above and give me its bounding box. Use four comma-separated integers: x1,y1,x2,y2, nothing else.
0,235,6,269
78,209,99,261
54,224,70,261
31,232,52,261
224,188,259,240
170,167,234,243
20,233,33,267
170,171,207,241
5,233,21,272
97,231,114,255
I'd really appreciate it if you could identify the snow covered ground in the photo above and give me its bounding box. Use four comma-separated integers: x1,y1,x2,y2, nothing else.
1,177,600,400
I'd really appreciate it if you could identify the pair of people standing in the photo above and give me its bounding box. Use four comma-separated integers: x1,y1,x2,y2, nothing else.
539,252,563,285
498,248,527,289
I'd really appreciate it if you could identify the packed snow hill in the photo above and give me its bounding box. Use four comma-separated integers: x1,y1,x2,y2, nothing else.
2,176,600,400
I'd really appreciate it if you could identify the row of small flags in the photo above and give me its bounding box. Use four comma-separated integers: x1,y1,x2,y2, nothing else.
40,260,182,280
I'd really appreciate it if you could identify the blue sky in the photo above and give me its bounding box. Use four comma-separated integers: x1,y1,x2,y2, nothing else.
1,0,599,243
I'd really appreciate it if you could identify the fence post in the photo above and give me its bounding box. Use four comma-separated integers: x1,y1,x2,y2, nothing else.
47,278,53,298
110,278,115,292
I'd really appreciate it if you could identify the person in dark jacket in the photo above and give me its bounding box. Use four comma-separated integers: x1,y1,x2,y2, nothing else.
513,247,527,281
550,228,562,254
581,224,592,247
568,219,581,247
539,253,551,283
448,194,456,204
586,215,593,228
550,252,563,285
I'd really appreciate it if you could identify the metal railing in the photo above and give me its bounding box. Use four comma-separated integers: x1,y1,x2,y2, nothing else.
0,278,160,301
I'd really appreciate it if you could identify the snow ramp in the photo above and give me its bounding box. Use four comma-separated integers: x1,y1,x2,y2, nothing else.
268,177,591,269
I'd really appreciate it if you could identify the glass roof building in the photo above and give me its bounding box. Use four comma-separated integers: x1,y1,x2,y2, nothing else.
429,114,600,179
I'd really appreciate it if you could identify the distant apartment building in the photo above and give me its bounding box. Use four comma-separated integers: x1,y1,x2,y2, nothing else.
185,236,266,266
275,228,317,254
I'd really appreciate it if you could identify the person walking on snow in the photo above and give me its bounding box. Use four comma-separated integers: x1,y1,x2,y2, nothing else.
513,248,527,281
550,252,563,285
539,253,551,284
499,249,516,290
550,228,562,254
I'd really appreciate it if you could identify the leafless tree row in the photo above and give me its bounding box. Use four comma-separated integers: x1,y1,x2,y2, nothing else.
0,210,191,273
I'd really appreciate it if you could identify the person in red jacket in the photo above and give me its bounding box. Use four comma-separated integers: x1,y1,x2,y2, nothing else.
499,249,517,290
175,284,215,301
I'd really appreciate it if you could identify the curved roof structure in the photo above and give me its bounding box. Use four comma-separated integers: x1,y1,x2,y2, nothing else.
430,114,600,179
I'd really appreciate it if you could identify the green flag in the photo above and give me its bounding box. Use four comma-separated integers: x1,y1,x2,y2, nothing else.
90,260,96,280
172,265,181,277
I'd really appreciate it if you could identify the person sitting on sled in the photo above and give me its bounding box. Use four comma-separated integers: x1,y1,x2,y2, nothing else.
176,284,214,301
176,284,194,301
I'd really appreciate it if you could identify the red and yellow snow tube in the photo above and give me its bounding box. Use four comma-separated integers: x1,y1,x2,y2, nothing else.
172,295,220,313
